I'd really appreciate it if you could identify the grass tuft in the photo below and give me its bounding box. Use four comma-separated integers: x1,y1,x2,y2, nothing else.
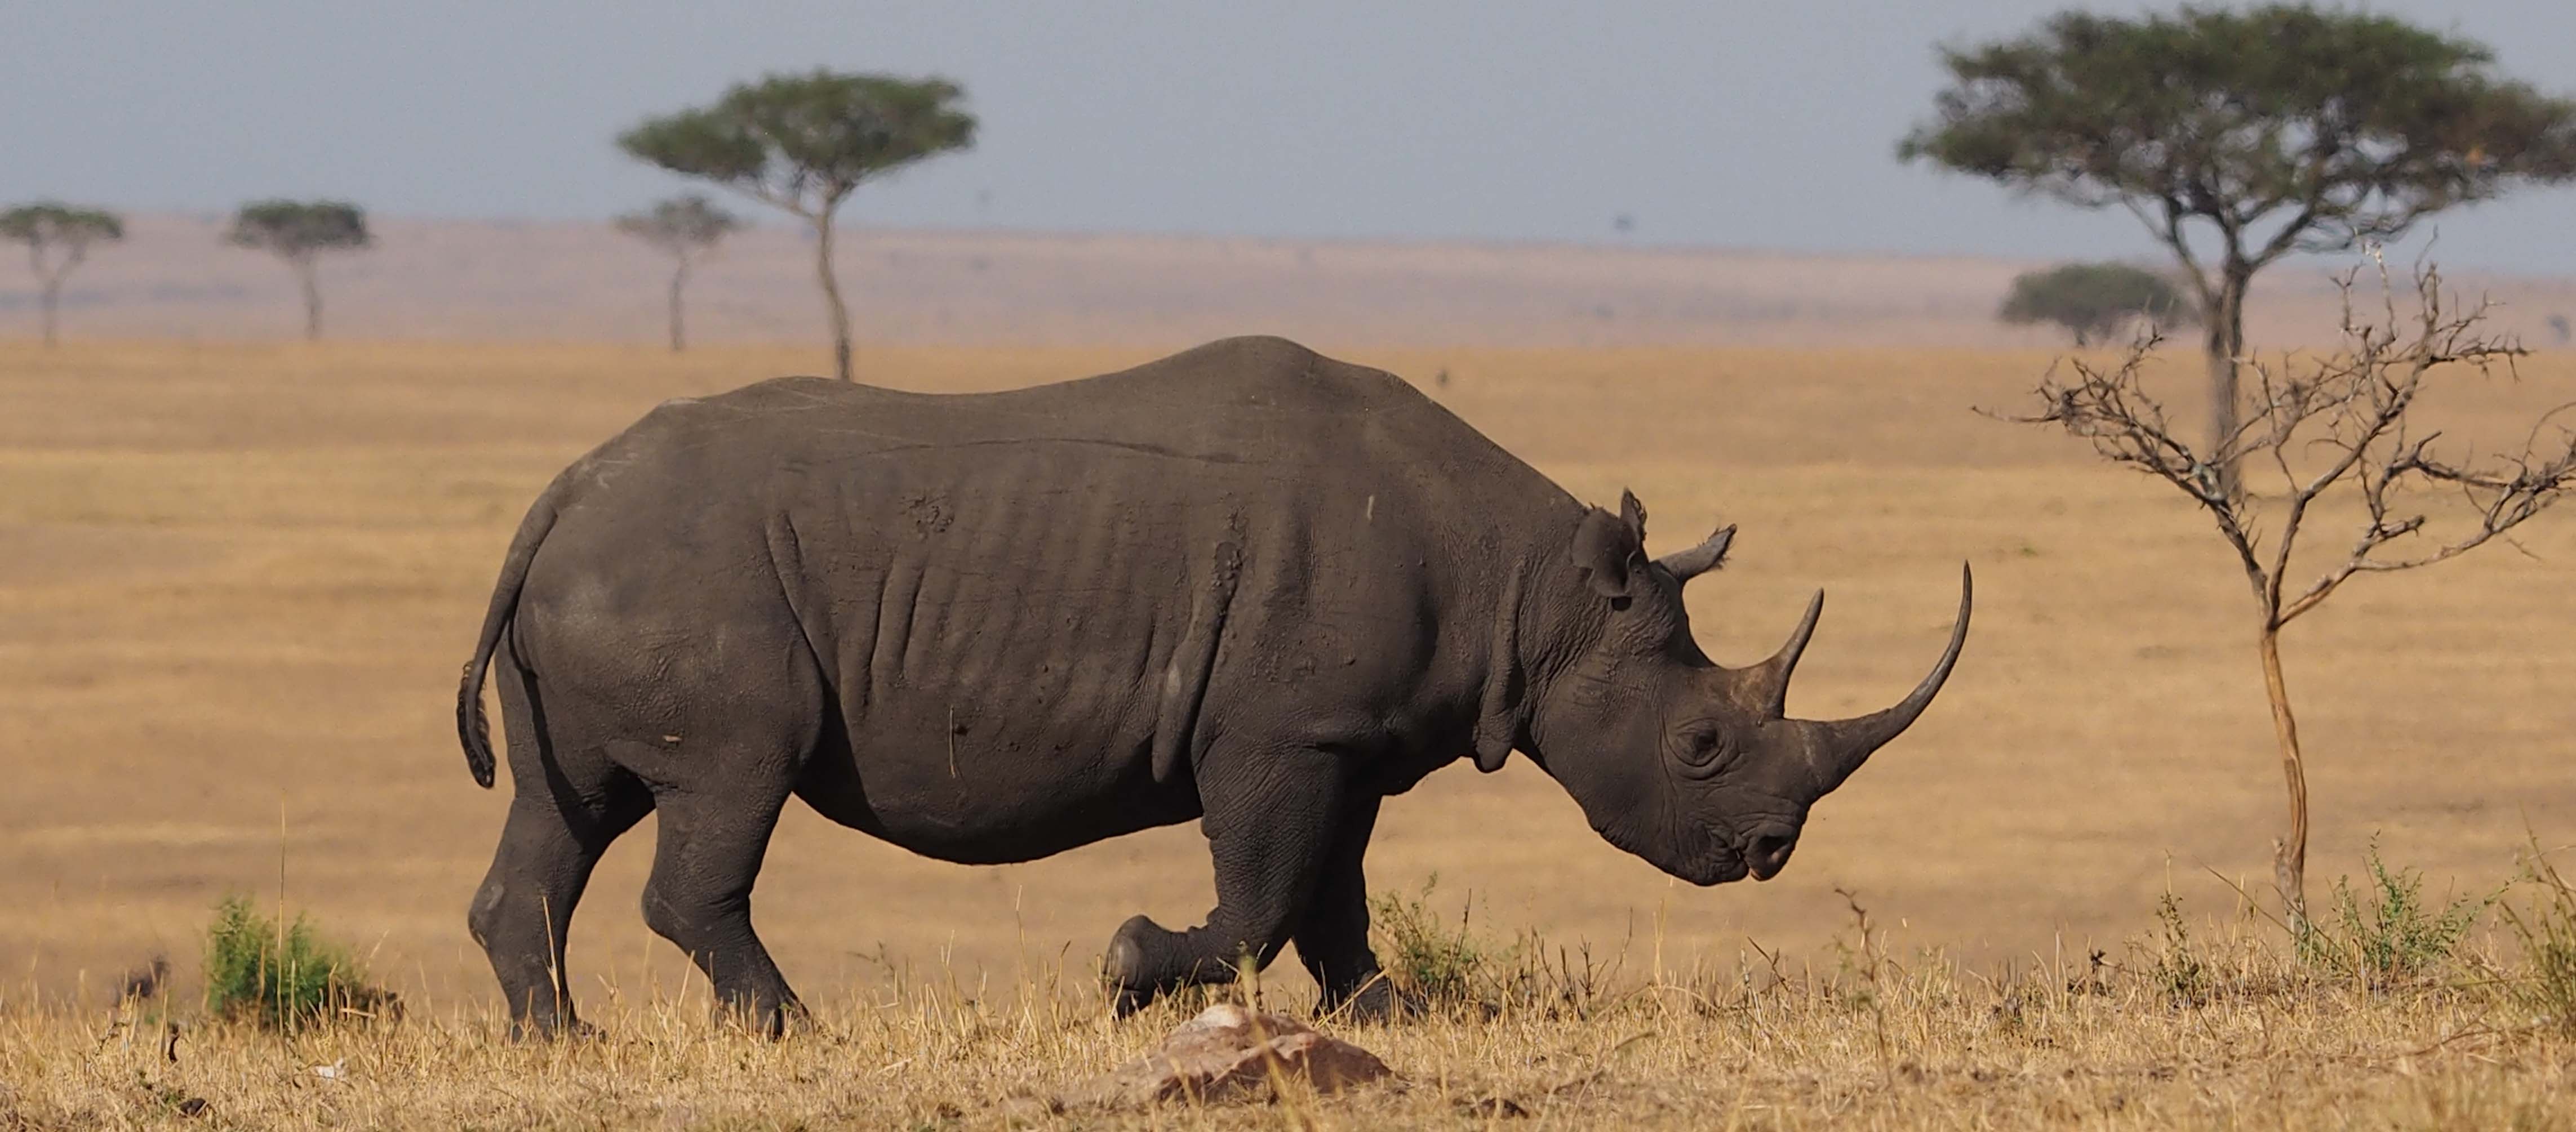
2503,835,2576,1034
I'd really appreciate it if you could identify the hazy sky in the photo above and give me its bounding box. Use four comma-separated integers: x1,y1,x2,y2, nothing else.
7,1,2574,271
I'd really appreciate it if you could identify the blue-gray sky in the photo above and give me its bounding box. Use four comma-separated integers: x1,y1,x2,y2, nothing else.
7,1,2573,271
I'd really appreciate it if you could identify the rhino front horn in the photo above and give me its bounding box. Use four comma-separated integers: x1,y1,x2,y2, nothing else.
1807,563,1971,788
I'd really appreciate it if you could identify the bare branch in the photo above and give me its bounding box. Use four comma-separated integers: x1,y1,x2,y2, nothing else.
2006,257,2567,634
1991,330,2272,609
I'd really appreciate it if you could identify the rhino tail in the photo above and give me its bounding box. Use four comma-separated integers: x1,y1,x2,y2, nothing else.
457,478,567,789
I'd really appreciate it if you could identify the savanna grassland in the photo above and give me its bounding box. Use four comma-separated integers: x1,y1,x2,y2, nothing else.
3,337,2574,1128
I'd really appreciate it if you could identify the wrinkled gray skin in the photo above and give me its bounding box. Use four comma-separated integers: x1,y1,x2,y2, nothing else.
457,336,1968,1036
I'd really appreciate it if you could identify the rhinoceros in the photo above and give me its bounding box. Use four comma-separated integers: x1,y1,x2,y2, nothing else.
456,336,1967,1035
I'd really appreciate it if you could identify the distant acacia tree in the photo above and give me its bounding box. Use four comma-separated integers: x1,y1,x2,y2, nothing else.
616,194,743,353
2550,314,2572,346
2000,262,2197,346
1903,5,2576,489
225,200,372,341
2,202,125,347
620,70,976,381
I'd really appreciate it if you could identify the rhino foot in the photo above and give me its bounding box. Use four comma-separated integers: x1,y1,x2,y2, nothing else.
1105,915,1167,1017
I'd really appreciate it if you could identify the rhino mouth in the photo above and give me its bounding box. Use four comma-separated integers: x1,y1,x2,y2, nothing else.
1678,833,1752,886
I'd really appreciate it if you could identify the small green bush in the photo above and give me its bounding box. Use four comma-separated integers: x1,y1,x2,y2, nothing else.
2300,840,2496,990
1368,875,1498,1005
202,894,388,1029
2143,891,2211,1007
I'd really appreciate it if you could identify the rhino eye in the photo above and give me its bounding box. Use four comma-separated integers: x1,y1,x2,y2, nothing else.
1676,721,1733,771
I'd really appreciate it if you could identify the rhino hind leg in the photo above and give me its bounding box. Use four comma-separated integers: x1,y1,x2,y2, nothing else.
639,771,805,1036
467,655,651,1039
468,785,649,1039
1105,745,1354,1015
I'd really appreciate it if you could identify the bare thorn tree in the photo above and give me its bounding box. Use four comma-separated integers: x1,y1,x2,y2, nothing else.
2000,253,2576,928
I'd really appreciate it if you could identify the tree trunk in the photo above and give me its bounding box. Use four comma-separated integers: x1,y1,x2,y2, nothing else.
2204,266,2251,495
38,277,60,349
30,245,61,349
297,257,323,342
2257,626,2311,932
668,259,689,353
812,213,853,381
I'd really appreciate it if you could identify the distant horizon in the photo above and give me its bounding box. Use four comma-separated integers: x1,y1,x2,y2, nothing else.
65,207,2576,285
15,212,2575,350
8,1,2574,275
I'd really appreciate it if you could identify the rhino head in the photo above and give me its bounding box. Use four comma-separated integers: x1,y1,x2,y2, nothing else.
1522,492,1969,886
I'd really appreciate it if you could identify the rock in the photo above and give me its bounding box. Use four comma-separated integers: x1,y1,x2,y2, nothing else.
1067,1002,1392,1107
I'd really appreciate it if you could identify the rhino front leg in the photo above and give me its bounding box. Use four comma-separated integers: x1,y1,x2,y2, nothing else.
1292,792,1397,1019
1105,747,1351,1015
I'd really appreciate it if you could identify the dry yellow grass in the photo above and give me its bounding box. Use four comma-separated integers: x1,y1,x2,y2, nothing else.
8,920,2576,1129
3,336,2574,1127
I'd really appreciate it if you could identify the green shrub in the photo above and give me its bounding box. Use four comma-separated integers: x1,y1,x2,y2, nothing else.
202,894,388,1029
2300,840,2496,990
1368,875,1499,1005
2142,891,2211,1007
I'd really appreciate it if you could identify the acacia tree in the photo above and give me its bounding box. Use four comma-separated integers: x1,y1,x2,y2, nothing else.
1903,5,2576,489
616,194,743,353
2004,256,2576,927
225,200,372,341
2001,261,2197,346
620,70,976,381
2,202,125,347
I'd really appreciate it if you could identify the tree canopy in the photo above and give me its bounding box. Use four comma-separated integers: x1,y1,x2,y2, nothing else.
619,72,975,220
1900,6,2576,270
615,194,743,257
225,200,372,259
2,202,125,252
1900,3,2576,484
1999,262,2197,346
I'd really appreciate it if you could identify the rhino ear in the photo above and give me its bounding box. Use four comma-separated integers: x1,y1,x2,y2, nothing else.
1570,497,1645,599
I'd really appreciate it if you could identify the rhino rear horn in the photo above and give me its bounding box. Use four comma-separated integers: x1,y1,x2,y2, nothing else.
1748,587,1825,716
1654,524,1735,585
